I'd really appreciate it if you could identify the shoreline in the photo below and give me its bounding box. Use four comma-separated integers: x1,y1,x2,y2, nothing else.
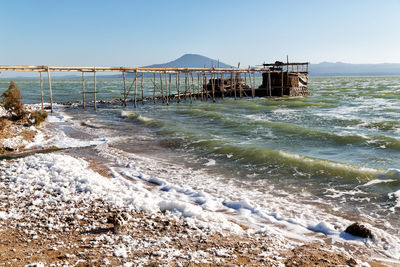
0,153,364,266
0,107,397,266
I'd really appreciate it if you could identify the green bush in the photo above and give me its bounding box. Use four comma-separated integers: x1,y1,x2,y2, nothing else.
29,110,48,125
1,81,25,120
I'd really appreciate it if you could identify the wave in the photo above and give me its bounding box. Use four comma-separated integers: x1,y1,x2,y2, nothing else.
191,141,382,180
121,111,165,127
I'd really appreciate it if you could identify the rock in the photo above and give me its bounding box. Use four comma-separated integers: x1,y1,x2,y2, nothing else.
108,212,131,234
345,222,373,239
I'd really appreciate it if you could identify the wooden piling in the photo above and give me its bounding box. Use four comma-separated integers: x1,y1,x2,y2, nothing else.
281,68,284,96
190,72,195,101
211,72,215,103
123,72,126,106
82,72,86,110
141,73,144,105
239,72,242,99
153,73,156,104
189,72,193,104
197,72,201,98
94,68,97,111
134,71,137,109
268,70,272,97
220,72,224,100
159,73,164,104
252,72,256,98
40,72,44,110
168,73,171,105
248,71,254,99
244,72,247,98
201,72,204,101
164,73,169,106
177,72,181,103
47,67,53,113
232,71,237,100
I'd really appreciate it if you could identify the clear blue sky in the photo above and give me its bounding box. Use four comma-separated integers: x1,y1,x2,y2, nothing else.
1,0,400,71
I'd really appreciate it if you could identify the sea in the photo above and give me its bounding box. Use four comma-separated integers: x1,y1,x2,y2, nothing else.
1,75,400,260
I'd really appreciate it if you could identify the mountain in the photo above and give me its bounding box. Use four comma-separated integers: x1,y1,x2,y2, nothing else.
309,62,400,76
143,54,233,69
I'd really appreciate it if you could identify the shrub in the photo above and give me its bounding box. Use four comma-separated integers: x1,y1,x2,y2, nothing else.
29,110,48,125
1,81,26,120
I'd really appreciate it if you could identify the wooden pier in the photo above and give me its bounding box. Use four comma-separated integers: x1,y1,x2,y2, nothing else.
0,61,309,112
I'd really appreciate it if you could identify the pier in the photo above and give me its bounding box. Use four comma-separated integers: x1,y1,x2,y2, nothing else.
0,61,309,113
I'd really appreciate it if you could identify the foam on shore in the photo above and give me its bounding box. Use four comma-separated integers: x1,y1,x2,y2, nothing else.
1,107,400,261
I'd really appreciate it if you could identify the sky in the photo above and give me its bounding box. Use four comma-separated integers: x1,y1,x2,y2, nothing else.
1,0,400,77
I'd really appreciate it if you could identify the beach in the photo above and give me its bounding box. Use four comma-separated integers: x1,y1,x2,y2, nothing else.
0,124,369,266
0,76,400,266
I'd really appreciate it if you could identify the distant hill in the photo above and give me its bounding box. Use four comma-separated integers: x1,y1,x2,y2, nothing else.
143,54,233,69
309,62,400,76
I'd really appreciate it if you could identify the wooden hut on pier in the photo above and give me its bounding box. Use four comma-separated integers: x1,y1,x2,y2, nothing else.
257,61,309,97
203,61,310,98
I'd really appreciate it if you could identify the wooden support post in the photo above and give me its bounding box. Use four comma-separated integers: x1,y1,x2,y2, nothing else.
40,72,44,110
94,68,97,111
244,72,247,98
141,73,144,105
123,72,126,106
205,73,209,101
153,73,156,104
287,56,290,95
239,72,242,99
177,72,181,103
268,70,272,97
232,71,237,100
248,71,254,99
201,72,204,101
188,72,193,104
252,72,256,98
134,71,137,109
47,67,53,113
220,72,224,100
211,72,215,103
165,72,169,105
281,68,284,96
197,72,201,99
82,72,86,110
185,73,188,101
168,73,171,105
159,73,164,104
190,72,194,101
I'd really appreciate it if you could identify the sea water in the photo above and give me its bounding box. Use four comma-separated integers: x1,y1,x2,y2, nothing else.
1,76,400,259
